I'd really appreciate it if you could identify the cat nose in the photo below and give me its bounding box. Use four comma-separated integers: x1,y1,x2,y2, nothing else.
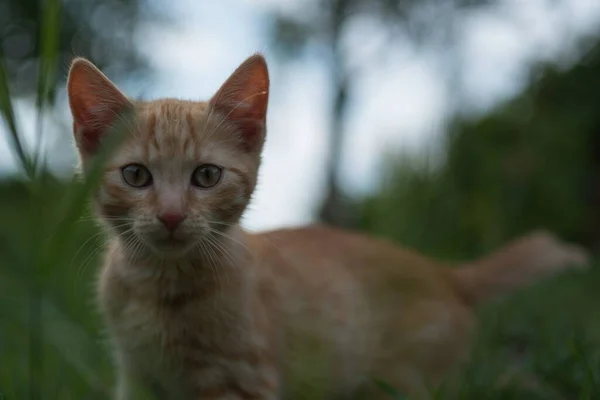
157,212,186,232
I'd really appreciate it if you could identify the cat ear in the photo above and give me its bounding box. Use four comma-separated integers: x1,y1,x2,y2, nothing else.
67,57,133,156
209,54,269,152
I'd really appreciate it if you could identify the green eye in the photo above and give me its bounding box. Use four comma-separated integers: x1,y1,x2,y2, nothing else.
191,164,222,188
121,164,153,187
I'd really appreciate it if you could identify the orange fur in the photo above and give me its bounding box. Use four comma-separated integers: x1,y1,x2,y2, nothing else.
67,55,589,399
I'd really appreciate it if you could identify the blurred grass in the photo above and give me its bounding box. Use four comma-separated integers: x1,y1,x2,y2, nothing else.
2,3,600,400
0,177,112,398
453,267,600,399
0,2,131,396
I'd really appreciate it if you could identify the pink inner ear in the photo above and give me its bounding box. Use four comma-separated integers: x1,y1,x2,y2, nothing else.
67,58,132,156
232,118,266,152
74,101,127,154
209,54,269,152
74,121,106,154
73,104,127,154
210,103,267,152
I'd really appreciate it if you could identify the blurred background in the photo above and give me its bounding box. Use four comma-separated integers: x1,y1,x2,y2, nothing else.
2,0,600,398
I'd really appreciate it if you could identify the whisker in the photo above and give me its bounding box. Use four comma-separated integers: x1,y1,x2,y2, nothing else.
71,224,136,289
206,238,228,286
203,235,234,284
198,240,222,295
205,234,238,270
69,228,115,270
208,221,304,280
75,240,108,288
125,234,145,265
207,228,252,255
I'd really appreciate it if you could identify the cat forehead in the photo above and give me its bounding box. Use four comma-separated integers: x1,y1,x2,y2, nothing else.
137,99,209,138
116,99,237,164
137,99,208,116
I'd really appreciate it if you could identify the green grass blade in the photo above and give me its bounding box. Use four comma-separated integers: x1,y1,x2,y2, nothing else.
37,0,60,108
33,0,61,171
0,57,33,178
43,300,109,394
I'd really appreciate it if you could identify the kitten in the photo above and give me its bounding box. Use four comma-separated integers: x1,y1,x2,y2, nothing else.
67,54,589,399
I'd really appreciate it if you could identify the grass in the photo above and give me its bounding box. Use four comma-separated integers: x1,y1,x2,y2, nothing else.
0,3,132,395
455,267,600,399
2,4,600,399
0,178,112,398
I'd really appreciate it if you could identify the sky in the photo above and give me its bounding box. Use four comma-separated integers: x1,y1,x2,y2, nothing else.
1,0,600,231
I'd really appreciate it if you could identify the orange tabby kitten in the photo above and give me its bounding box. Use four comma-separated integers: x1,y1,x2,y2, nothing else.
67,54,588,399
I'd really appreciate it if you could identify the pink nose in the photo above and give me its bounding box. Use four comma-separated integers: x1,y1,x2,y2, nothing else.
157,212,186,232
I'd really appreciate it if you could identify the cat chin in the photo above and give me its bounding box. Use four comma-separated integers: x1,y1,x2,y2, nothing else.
142,237,199,259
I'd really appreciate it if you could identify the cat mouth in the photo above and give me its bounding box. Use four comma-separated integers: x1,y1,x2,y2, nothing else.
149,233,191,250
155,237,187,247
141,231,198,256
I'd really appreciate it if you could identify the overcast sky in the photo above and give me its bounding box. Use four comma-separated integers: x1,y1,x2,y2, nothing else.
1,0,600,231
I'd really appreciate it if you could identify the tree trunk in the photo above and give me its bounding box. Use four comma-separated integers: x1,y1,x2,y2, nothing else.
318,78,354,227
317,0,356,228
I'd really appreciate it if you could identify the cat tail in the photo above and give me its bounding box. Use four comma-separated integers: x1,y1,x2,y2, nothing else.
449,230,590,306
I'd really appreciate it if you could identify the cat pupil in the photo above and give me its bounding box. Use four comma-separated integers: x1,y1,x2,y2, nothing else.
204,168,214,183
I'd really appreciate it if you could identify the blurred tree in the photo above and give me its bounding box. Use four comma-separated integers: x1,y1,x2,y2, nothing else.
0,0,160,104
270,0,493,227
358,37,600,258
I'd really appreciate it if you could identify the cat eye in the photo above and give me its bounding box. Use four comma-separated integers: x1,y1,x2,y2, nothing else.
121,164,153,188
191,164,222,188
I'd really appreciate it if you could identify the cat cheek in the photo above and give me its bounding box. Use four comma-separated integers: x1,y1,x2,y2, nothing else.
212,190,248,222
96,179,143,219
95,191,131,219
100,203,132,220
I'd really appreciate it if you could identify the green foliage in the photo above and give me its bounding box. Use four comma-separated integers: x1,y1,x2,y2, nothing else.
0,176,113,398
358,42,600,259
448,268,600,399
0,3,136,396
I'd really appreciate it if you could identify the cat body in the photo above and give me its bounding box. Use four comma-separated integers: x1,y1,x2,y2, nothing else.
67,55,588,399
100,225,474,399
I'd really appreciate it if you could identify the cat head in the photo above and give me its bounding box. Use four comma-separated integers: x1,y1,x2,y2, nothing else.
67,55,269,258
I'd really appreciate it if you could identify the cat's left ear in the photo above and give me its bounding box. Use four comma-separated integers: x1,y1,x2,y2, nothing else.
209,54,269,152
67,57,133,157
